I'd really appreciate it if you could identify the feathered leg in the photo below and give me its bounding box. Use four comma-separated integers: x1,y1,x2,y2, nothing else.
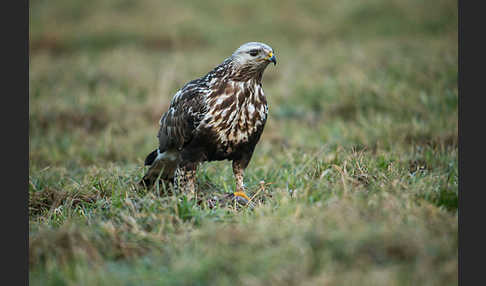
232,160,251,203
174,163,198,199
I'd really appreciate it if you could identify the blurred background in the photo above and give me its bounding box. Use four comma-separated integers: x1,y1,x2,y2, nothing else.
30,0,457,168
29,0,457,284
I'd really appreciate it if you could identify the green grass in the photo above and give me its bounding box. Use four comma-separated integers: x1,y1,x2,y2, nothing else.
29,0,458,285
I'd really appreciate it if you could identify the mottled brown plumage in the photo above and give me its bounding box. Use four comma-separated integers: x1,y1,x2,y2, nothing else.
141,42,276,203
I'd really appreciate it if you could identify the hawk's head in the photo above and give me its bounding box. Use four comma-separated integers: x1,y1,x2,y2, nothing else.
231,42,277,69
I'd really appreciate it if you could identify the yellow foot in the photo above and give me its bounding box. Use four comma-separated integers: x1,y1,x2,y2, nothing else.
220,191,254,209
233,191,250,201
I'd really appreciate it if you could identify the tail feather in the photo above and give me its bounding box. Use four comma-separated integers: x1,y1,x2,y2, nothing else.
144,149,158,166
140,149,180,188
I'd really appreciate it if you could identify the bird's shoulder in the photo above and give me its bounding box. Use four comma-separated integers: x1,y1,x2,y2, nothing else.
157,65,230,150
169,79,207,108
165,60,234,117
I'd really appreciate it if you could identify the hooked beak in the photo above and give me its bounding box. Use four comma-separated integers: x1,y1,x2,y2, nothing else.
266,52,277,65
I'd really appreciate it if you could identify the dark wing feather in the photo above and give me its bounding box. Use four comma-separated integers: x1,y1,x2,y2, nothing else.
144,149,158,166
157,80,208,152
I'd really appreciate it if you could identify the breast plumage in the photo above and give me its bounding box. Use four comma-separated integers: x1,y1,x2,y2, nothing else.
201,80,267,155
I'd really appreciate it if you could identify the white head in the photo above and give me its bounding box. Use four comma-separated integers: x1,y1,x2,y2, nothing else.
231,42,277,68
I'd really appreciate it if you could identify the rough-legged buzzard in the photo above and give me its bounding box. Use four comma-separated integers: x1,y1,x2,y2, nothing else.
141,42,276,204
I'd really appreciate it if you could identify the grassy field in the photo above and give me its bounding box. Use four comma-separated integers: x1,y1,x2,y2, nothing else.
29,0,458,285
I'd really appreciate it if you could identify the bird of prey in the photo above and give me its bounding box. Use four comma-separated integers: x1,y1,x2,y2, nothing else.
140,42,276,204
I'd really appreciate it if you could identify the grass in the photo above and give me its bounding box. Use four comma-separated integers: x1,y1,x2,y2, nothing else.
29,0,458,285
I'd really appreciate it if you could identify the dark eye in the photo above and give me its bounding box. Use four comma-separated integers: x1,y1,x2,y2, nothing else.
248,49,259,57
